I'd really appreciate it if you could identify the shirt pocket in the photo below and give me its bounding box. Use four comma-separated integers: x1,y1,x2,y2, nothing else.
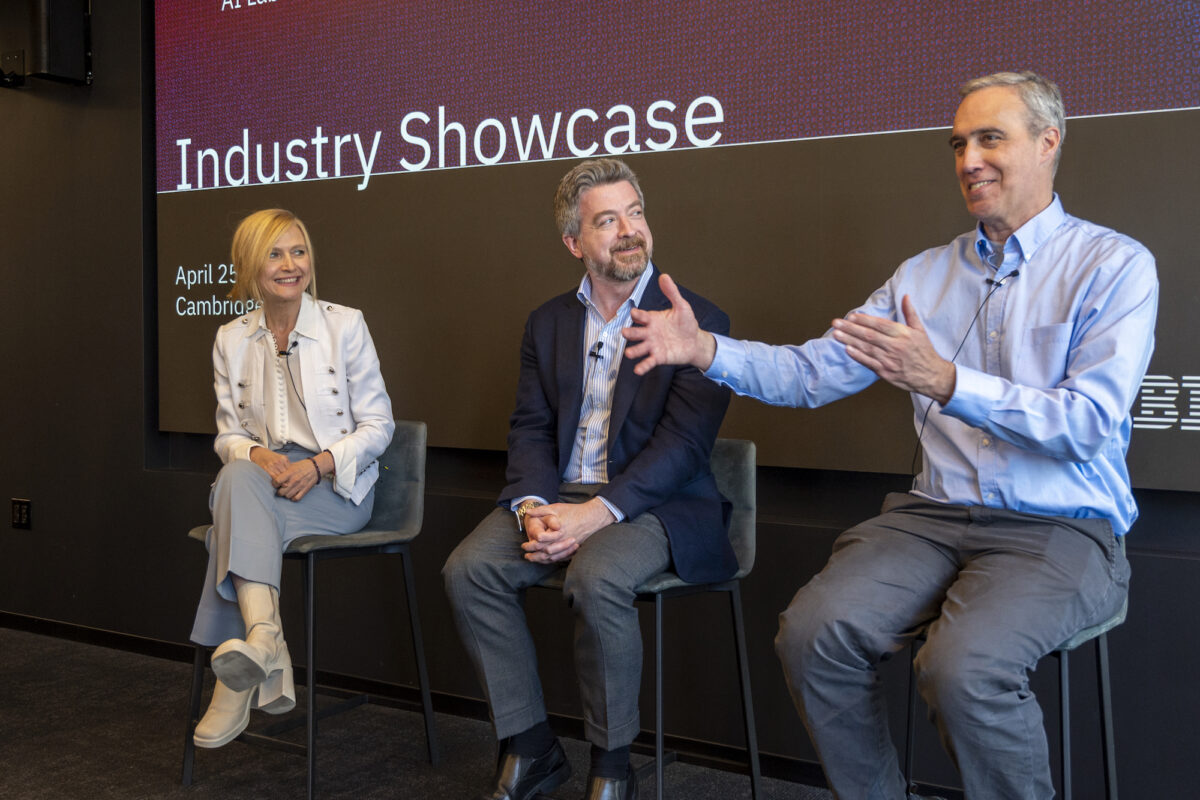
1012,323,1072,387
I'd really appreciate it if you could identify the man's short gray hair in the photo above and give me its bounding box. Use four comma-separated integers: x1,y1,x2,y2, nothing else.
554,158,645,237
959,71,1065,170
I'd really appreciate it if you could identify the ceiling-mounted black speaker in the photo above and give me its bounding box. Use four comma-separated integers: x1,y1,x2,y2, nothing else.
1,0,92,89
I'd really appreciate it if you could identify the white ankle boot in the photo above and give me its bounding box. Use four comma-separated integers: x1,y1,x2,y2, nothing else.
211,582,295,714
193,679,255,748
253,640,295,714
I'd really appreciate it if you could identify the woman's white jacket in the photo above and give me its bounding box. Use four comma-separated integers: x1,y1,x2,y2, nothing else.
212,294,394,505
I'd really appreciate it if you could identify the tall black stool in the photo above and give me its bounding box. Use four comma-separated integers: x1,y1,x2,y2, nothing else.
535,438,762,800
181,420,439,799
904,595,1126,799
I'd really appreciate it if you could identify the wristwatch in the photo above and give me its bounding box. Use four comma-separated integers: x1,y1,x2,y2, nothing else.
515,499,543,532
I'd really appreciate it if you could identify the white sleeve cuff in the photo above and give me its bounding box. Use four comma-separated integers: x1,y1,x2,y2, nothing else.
942,364,1003,426
231,440,258,463
510,495,550,511
596,495,626,523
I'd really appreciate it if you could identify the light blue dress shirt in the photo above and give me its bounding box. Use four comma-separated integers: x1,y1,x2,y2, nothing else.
706,197,1158,534
513,264,655,522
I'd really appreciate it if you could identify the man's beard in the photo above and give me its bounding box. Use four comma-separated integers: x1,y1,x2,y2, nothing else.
586,235,650,282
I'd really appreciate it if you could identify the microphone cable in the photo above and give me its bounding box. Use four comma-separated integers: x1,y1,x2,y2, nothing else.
909,270,1019,479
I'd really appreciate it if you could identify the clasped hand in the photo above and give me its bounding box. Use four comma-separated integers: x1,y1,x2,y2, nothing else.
250,447,319,502
520,498,616,564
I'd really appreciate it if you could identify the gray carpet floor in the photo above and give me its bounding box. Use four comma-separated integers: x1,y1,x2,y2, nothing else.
0,627,842,800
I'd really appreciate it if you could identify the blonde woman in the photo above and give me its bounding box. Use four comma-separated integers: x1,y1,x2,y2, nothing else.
191,209,393,747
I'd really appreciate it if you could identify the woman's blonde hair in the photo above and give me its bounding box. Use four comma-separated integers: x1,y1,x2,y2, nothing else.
228,208,317,304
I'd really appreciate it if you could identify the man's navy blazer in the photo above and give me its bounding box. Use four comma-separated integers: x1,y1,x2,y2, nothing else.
499,266,737,584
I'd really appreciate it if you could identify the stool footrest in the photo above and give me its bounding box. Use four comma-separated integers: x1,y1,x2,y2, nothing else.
250,692,370,740
237,731,307,757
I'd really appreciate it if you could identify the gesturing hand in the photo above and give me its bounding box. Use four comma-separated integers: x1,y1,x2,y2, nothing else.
830,294,956,405
623,273,717,376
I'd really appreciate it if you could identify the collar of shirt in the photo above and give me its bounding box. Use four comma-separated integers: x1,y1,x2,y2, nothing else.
250,292,320,343
575,261,655,315
973,193,1066,276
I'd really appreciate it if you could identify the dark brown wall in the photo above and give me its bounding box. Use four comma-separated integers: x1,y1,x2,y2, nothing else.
1,3,1197,798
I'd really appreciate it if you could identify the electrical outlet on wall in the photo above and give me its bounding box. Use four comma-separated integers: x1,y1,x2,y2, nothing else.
11,498,31,529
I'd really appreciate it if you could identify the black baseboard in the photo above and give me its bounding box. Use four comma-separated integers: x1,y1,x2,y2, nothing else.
0,610,192,662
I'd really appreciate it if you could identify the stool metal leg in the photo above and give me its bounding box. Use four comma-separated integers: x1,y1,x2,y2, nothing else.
903,639,919,792
1097,633,1118,799
181,644,206,786
654,593,665,800
401,546,440,765
729,585,762,799
1059,649,1072,800
305,552,317,800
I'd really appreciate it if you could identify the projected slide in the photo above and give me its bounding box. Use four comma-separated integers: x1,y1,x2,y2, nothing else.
155,0,1200,489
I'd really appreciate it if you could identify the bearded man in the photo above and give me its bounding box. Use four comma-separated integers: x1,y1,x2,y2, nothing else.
444,158,734,800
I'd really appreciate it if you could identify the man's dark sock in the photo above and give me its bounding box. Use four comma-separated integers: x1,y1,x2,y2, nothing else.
508,720,556,757
589,744,631,779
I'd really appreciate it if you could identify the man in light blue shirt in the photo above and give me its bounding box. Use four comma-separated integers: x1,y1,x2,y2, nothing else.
623,72,1157,799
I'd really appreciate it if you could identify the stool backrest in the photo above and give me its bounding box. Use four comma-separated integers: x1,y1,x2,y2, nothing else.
711,438,757,579
365,419,427,537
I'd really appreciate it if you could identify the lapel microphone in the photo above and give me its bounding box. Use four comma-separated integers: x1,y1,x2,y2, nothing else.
986,269,1020,287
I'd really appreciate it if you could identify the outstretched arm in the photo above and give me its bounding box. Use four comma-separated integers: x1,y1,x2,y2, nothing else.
623,273,718,375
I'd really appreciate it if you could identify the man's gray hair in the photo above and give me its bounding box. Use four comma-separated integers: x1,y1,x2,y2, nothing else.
959,71,1065,170
554,158,645,237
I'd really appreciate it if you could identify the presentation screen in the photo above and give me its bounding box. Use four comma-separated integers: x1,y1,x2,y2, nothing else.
155,0,1200,490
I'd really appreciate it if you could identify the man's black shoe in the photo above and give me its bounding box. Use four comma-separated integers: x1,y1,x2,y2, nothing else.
480,739,571,800
583,764,638,800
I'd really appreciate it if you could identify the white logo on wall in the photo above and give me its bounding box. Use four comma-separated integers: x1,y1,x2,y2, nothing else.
1133,375,1200,430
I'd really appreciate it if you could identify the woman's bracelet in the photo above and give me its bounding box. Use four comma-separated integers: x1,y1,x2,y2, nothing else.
308,457,322,480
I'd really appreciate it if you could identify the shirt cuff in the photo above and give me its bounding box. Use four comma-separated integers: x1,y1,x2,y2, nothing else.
325,440,357,499
510,495,550,511
941,364,1004,426
231,440,258,463
704,333,744,387
595,495,625,523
